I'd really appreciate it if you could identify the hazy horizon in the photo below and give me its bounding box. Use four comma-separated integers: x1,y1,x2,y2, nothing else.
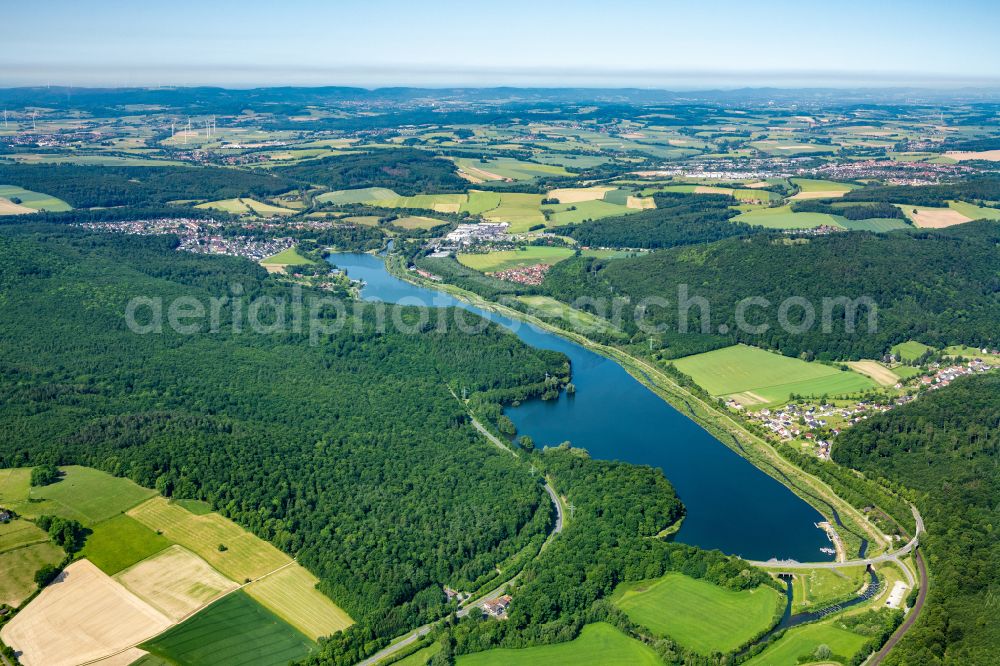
3,0,998,89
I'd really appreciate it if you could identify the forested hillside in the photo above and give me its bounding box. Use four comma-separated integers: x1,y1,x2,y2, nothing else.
543,222,1000,359
834,373,1000,665
0,226,567,642
276,148,468,195
0,163,297,208
565,193,754,249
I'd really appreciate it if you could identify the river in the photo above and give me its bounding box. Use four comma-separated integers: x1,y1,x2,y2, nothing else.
328,253,831,562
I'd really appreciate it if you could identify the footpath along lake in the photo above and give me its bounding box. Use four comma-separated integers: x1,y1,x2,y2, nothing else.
329,253,831,562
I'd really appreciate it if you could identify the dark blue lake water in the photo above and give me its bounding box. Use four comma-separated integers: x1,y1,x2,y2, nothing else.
328,253,831,562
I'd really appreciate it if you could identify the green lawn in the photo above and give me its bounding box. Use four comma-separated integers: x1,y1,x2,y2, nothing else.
457,623,660,666
672,345,875,405
744,620,869,666
891,340,933,362
80,513,172,575
457,246,575,272
733,205,845,230
612,574,783,655
260,247,315,266
0,184,73,212
141,590,315,666
8,466,157,526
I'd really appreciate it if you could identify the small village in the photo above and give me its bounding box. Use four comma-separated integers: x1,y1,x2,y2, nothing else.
742,357,995,459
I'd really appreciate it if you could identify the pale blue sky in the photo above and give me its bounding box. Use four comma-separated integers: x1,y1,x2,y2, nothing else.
3,0,999,88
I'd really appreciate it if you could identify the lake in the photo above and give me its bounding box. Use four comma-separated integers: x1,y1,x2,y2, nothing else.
328,253,831,562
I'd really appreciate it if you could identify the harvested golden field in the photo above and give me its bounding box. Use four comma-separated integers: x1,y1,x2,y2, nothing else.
846,361,900,386
0,197,36,215
903,206,972,228
547,186,614,203
116,545,239,621
945,149,1000,162
1,560,171,666
789,190,848,200
128,497,288,582
626,195,656,209
246,563,354,639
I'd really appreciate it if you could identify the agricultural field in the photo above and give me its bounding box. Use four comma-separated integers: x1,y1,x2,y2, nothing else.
367,193,466,213
546,186,615,203
392,642,442,666
0,519,63,607
1,559,172,666
789,178,858,199
0,184,72,212
315,187,398,204
81,514,172,575
897,204,971,228
789,566,867,613
127,497,289,582
457,246,575,272
732,205,844,230
140,590,315,666
461,190,502,215
390,215,449,230
480,192,546,232
891,340,933,362
837,217,911,232
944,345,1000,365
671,344,876,406
456,622,660,666
845,361,902,387
117,545,239,621
743,619,869,666
245,564,354,639
195,197,296,216
454,157,572,181
947,200,1000,220
611,573,783,654
2,465,157,526
543,199,639,226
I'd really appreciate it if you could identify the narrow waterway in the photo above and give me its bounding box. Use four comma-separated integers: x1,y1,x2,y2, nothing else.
329,253,831,562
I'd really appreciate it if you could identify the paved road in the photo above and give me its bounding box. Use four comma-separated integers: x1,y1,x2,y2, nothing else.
750,505,923,571
357,404,564,666
871,547,928,665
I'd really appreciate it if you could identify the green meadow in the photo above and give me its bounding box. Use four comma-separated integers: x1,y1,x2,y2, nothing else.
543,199,638,226
1,465,157,526
260,247,315,266
80,513,172,575
891,340,933,362
790,178,858,193
315,187,398,204
733,205,845,230
790,566,867,613
480,192,546,232
0,184,73,212
456,623,660,666
612,573,783,655
744,620,869,666
672,344,876,405
455,157,572,181
141,590,315,666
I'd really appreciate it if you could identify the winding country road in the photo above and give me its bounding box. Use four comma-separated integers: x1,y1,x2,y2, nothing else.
356,399,565,666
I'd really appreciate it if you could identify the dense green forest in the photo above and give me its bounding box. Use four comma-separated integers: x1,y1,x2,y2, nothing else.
789,200,906,220
841,178,1000,207
542,223,1000,359
276,148,468,195
0,226,568,644
0,163,297,208
564,193,753,249
834,373,1000,665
